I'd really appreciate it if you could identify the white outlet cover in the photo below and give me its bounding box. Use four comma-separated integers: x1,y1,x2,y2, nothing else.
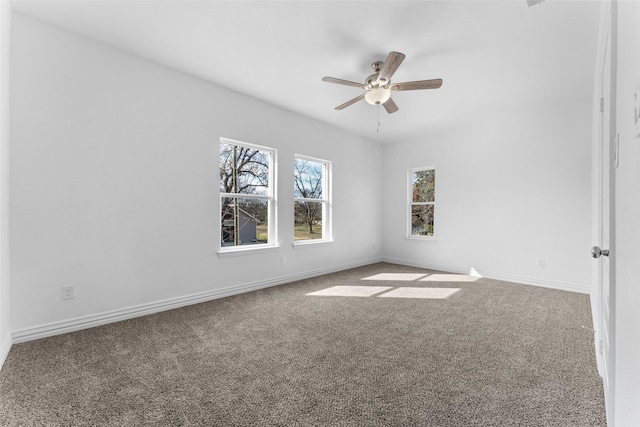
61,285,74,300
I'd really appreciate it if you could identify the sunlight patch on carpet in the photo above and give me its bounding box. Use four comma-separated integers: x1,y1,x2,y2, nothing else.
420,274,479,282
361,273,427,281
307,286,460,300
306,286,392,297
377,287,460,299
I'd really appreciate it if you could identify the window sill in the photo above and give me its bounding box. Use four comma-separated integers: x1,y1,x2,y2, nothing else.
217,245,279,258
292,240,334,249
406,236,438,243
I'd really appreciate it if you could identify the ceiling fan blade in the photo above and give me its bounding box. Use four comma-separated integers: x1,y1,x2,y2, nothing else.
335,94,365,110
383,98,399,114
391,79,443,91
322,76,366,89
377,51,405,84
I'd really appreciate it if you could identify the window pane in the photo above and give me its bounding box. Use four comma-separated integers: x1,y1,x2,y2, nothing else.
221,197,269,246
294,201,323,241
411,204,434,237
220,143,270,195
412,169,435,202
294,158,323,199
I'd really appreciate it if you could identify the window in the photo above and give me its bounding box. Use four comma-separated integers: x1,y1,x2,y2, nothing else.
219,138,275,250
409,167,435,238
294,155,331,242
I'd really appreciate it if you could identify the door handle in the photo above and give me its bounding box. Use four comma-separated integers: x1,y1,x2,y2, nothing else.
591,246,610,258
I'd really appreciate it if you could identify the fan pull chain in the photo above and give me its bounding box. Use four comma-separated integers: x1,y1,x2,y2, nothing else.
377,104,381,133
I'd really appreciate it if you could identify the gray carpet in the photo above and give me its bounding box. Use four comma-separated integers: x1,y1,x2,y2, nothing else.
0,263,606,426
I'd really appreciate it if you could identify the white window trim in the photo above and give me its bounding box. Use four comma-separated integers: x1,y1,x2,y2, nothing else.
292,240,334,249
217,246,279,258
407,166,436,241
218,137,278,254
293,154,332,246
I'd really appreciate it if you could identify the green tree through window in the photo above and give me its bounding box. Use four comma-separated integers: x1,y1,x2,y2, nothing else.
410,168,435,237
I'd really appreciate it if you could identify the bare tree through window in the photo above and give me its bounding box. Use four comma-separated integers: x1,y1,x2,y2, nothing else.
294,156,330,241
219,141,273,247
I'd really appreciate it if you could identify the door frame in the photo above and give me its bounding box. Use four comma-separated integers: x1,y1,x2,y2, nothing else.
593,0,616,424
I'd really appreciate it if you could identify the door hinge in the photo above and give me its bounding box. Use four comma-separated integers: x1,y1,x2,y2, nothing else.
600,97,604,112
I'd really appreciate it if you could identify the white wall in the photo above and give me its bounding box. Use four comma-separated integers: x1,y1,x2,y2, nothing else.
0,0,12,365
613,1,640,424
381,100,593,293
6,7,604,359
9,14,382,337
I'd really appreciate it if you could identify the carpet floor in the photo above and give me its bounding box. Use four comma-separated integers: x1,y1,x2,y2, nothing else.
0,263,606,426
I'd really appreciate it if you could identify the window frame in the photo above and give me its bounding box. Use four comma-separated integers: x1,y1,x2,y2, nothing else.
407,166,436,240
218,137,277,254
293,154,332,246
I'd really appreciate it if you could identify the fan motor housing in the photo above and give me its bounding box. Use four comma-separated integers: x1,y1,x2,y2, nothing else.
366,73,387,89
366,61,388,88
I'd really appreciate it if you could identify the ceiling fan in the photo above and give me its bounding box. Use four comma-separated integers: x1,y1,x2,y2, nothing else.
322,51,443,114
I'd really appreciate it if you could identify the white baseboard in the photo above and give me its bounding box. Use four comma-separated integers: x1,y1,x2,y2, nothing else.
382,257,470,277
12,257,383,345
0,333,11,370
382,256,590,294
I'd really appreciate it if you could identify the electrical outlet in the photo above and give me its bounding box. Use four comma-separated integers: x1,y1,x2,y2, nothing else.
281,257,287,265
537,259,546,268
61,285,74,300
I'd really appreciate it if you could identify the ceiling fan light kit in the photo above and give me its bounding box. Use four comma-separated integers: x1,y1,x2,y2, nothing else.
365,87,391,105
322,51,443,114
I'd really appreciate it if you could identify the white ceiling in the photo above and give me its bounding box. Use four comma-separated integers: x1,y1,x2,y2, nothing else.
10,0,601,144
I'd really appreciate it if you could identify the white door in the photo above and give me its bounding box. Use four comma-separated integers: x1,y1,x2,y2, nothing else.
594,3,614,423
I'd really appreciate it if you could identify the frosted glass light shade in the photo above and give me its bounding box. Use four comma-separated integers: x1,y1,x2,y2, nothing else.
365,87,391,105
